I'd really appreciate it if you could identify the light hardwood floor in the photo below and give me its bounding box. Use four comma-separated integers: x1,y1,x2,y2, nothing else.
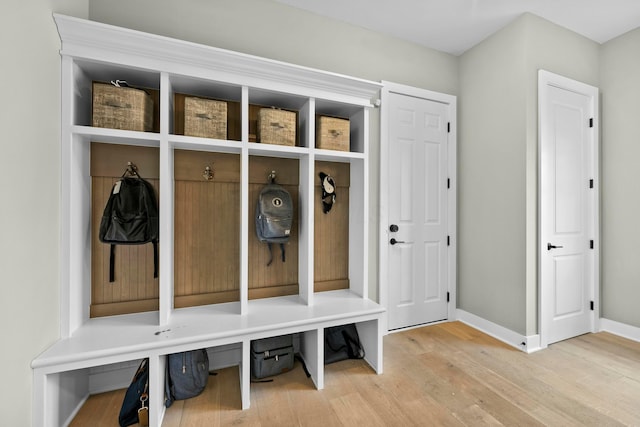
70,321,640,426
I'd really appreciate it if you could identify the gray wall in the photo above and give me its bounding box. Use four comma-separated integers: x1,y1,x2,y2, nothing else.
458,15,528,335
600,27,640,328
0,1,89,424
458,14,599,336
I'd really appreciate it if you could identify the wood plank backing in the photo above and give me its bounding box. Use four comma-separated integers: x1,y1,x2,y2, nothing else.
90,143,160,318
174,150,240,308
314,161,350,292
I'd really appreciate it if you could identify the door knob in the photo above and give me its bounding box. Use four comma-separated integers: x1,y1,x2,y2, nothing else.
390,238,405,245
547,243,564,250
389,224,399,232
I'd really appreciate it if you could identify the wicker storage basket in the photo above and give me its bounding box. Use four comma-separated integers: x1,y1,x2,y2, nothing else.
92,82,153,131
184,96,227,139
316,116,350,151
257,108,296,146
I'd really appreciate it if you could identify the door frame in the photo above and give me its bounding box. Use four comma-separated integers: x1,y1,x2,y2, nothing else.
538,70,600,348
379,81,457,333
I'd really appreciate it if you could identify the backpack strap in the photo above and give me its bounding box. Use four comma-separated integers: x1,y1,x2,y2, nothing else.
109,244,116,283
265,243,286,266
266,242,273,266
109,241,158,283
153,240,158,279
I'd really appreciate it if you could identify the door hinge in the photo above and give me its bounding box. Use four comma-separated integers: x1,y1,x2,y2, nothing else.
589,118,594,128
589,179,594,189
447,178,450,189
447,236,450,246
447,122,451,133
590,301,594,311
447,292,450,303
590,240,594,249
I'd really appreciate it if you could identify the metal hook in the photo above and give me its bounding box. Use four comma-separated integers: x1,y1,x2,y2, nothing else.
268,170,276,183
203,165,214,181
123,161,139,177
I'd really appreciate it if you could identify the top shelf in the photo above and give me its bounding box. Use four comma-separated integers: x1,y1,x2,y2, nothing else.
55,14,382,107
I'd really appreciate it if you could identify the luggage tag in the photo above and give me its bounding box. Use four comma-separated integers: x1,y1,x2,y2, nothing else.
113,180,122,195
138,392,149,426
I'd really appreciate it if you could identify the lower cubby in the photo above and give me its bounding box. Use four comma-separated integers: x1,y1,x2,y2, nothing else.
32,291,384,426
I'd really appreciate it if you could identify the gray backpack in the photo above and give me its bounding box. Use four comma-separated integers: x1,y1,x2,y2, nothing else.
164,349,209,407
255,180,293,266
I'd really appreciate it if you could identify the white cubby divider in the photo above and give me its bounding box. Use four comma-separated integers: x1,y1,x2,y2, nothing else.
32,14,384,427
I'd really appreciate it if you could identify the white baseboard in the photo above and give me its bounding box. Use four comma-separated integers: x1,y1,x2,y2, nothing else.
600,318,640,342
456,309,541,353
62,395,88,427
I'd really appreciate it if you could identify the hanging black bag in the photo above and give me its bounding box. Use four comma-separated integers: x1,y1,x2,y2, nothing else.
324,324,365,364
118,358,149,427
99,164,159,283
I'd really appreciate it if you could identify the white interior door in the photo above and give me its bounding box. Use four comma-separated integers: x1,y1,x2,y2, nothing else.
539,70,599,347
383,86,454,331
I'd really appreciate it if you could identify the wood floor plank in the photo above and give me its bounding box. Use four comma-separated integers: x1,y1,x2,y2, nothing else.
329,391,387,427
69,322,640,426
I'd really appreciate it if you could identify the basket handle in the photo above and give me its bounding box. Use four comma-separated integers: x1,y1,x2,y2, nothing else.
329,129,343,137
269,121,286,129
196,113,215,120
105,100,131,109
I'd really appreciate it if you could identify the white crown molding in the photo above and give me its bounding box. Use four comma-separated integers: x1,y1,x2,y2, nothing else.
53,14,381,106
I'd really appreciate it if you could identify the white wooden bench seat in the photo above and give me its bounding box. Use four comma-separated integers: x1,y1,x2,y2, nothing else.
32,290,384,426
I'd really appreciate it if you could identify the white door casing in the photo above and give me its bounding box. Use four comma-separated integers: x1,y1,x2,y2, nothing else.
379,81,456,332
539,70,599,347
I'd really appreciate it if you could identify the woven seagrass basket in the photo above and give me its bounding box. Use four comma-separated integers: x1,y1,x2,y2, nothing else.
316,116,350,151
92,82,153,131
257,108,296,146
184,96,227,139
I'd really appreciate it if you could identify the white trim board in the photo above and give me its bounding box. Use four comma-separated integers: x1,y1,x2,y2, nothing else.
600,318,640,343
456,310,542,353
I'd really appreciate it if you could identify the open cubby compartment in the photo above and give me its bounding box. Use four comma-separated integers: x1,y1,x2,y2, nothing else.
315,98,368,154
248,87,310,146
173,149,241,308
35,360,145,427
248,155,301,300
68,58,161,131
311,156,368,300
314,160,350,293
89,142,161,318
61,133,162,334
168,74,243,141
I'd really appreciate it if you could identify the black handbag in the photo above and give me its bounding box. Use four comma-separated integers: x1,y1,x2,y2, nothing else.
324,324,365,364
119,358,149,427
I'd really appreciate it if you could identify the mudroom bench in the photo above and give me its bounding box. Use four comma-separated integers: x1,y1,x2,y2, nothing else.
35,14,385,427
32,290,383,426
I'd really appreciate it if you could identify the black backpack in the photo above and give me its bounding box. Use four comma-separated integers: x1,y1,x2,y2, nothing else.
255,177,293,266
164,349,210,407
324,324,365,365
99,171,159,283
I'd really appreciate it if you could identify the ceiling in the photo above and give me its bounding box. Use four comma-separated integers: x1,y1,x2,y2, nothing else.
273,0,640,55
